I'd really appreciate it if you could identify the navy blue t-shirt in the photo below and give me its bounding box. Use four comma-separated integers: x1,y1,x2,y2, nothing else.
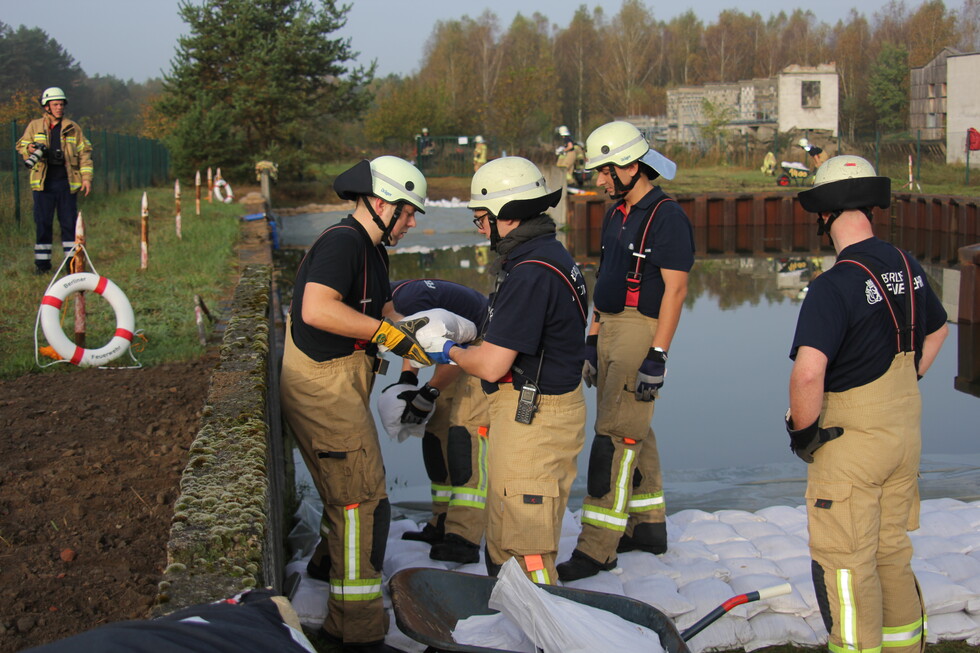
790,237,947,392
594,187,695,317
289,216,390,362
483,234,587,394
390,279,489,331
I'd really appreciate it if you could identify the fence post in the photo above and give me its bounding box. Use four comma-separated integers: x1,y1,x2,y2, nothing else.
916,130,921,183
11,120,21,225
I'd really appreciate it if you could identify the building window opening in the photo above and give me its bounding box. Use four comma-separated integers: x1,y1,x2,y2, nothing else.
801,81,821,108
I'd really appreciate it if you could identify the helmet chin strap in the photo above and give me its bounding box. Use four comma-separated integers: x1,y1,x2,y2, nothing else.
487,214,502,251
364,196,401,246
816,208,873,237
607,165,640,200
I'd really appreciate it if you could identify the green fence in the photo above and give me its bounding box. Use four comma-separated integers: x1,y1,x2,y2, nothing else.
2,120,170,225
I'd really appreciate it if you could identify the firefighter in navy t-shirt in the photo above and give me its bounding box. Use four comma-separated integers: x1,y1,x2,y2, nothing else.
558,121,695,582
788,155,947,653
412,157,589,584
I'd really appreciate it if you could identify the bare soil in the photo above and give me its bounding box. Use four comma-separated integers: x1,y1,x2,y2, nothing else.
0,355,216,652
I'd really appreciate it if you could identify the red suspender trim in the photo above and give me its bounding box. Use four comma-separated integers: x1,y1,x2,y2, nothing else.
839,259,904,354
625,198,674,308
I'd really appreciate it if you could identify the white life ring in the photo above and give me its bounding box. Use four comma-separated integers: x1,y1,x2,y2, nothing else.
213,178,234,203
40,273,135,366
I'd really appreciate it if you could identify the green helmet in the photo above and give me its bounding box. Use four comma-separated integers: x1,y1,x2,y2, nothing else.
798,155,890,215
585,120,676,180
40,87,67,107
468,156,560,221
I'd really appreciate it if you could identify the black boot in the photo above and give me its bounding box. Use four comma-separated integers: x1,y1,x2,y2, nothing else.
402,513,445,544
556,549,617,582
430,533,480,564
617,522,668,555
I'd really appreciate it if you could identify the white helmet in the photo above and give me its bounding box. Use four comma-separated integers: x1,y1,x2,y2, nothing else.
798,138,810,149
40,87,67,107
422,127,429,135
557,125,571,137
475,135,485,143
798,155,890,215
468,156,560,221
369,156,427,212
585,121,676,180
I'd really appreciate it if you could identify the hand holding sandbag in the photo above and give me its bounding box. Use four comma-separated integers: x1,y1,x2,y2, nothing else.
399,383,440,424
372,317,433,366
378,375,425,442
400,308,478,346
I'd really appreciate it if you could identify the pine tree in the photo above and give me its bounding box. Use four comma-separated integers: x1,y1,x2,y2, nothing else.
157,0,373,177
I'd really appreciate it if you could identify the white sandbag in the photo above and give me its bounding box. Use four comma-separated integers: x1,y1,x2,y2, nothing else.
286,498,323,560
560,507,580,536
911,556,943,575
675,577,751,624
745,612,820,649
805,612,829,642
670,508,717,529
731,520,789,541
921,497,969,512
563,570,626,596
952,532,980,554
557,535,578,565
751,534,809,561
755,505,807,531
776,556,812,579
455,562,486,576
712,540,762,560
715,509,765,524
622,574,696,619
911,534,971,557
925,611,980,643
917,509,976,538
724,557,786,579
789,573,821,616
389,518,423,540
678,520,746,545
488,558,664,653
916,570,975,615
728,573,813,618
617,550,682,582
660,539,721,563
662,558,732,584
959,575,980,613
927,553,980,583
453,612,536,652
945,506,980,529
285,558,329,627
970,614,980,646
384,548,452,580
399,308,478,346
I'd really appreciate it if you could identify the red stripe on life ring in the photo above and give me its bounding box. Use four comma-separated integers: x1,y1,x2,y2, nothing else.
95,276,109,295
115,328,134,341
42,295,63,310
70,346,85,366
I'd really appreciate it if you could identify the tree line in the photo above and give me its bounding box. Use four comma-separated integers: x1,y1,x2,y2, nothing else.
365,0,980,151
3,0,977,181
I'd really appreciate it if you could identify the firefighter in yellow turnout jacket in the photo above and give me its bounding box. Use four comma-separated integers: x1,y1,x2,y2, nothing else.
16,87,93,273
558,121,694,582
279,156,431,652
788,156,948,653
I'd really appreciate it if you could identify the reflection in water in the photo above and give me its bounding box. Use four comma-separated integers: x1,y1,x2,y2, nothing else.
275,243,979,512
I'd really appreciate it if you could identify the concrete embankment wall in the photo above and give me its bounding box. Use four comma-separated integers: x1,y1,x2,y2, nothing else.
154,262,289,613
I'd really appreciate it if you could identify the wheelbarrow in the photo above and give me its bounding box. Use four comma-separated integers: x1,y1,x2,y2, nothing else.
389,567,790,653
776,161,811,187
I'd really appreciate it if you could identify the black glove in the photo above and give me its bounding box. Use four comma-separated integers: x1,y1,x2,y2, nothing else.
382,370,418,393
785,412,844,463
635,347,666,402
582,334,598,388
398,383,440,424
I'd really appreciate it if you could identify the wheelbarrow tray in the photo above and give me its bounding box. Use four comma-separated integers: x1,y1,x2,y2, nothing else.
389,567,690,653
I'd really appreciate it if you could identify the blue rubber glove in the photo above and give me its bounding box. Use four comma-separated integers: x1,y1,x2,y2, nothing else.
428,339,459,365
582,334,598,388
635,347,667,402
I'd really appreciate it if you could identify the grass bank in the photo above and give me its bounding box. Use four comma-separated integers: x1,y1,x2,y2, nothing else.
0,189,242,380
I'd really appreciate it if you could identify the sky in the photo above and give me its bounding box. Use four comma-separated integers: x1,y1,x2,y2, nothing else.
3,0,901,84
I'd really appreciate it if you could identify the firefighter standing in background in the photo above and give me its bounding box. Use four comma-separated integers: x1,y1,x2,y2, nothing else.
799,138,828,168
413,157,588,584
473,135,488,172
380,279,491,564
788,155,947,653
16,87,93,274
557,121,695,582
279,156,431,653
555,125,575,186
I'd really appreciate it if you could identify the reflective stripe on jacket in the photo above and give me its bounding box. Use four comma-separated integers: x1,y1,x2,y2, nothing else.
17,117,94,193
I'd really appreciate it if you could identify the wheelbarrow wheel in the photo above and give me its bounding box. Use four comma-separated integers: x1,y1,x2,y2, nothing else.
776,174,791,187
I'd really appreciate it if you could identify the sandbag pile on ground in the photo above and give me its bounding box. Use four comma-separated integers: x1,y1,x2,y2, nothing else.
286,497,980,652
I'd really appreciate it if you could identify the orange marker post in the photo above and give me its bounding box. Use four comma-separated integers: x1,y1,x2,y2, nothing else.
195,170,201,216
140,191,149,270
206,167,213,203
175,179,182,240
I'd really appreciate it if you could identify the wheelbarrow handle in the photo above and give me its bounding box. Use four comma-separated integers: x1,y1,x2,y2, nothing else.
679,583,793,642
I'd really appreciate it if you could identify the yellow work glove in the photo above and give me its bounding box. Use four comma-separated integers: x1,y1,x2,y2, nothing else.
371,317,433,367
